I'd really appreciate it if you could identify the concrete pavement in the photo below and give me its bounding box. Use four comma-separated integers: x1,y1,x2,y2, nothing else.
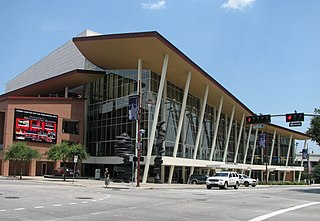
2,176,317,189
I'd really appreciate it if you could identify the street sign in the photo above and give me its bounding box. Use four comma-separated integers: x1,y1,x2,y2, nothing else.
74,155,78,163
289,122,302,127
253,124,265,129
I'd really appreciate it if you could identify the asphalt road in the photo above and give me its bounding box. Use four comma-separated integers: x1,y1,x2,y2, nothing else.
0,179,319,221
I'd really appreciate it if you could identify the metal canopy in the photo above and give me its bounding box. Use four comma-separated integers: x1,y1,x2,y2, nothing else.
73,31,309,140
1,69,105,97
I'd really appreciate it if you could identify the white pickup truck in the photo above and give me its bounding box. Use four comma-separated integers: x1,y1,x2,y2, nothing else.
206,171,240,190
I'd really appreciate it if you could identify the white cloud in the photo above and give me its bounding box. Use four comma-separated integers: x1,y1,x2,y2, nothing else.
222,0,255,11
141,0,166,10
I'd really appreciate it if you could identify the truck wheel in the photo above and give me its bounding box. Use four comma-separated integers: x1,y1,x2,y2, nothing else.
244,182,249,187
206,185,212,189
234,182,239,189
223,182,228,189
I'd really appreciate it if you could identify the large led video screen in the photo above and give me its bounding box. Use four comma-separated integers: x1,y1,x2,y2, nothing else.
14,109,58,144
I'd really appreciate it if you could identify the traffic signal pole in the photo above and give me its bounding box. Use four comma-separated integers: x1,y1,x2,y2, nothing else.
246,113,320,127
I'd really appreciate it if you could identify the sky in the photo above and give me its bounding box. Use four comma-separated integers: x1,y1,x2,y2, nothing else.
1,0,320,153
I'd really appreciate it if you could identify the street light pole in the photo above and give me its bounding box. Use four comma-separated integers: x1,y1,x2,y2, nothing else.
265,147,268,185
307,151,311,185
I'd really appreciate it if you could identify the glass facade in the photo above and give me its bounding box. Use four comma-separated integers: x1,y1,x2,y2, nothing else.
86,69,154,157
85,67,298,182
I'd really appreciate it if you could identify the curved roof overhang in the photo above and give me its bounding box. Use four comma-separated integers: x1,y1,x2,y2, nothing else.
73,31,310,140
1,69,105,97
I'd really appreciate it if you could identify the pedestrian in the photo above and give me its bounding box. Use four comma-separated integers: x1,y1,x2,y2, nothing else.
104,168,110,187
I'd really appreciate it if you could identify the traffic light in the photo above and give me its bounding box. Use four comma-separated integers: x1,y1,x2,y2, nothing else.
285,113,304,122
246,115,271,124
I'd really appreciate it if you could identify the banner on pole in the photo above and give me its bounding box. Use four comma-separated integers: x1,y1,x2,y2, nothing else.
259,134,266,148
302,149,308,159
128,96,138,121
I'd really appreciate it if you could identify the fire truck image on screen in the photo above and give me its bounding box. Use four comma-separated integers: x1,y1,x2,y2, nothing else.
14,109,58,144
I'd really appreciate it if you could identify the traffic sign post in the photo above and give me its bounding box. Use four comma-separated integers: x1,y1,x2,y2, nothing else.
73,155,78,184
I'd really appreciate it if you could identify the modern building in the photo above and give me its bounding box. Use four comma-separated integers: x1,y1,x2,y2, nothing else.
0,30,310,183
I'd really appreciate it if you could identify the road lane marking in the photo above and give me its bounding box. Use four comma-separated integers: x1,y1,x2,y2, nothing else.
249,202,320,221
14,208,25,211
34,206,44,209
91,212,104,215
0,195,110,214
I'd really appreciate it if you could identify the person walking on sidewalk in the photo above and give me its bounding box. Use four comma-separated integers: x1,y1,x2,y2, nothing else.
104,168,110,187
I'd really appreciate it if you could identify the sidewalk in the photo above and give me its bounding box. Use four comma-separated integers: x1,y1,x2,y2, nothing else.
0,175,204,189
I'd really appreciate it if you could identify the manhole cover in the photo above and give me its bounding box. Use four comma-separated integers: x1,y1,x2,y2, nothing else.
5,197,20,199
76,197,93,200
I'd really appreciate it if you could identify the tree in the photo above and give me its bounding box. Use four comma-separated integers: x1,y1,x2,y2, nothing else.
46,142,88,181
312,162,320,184
4,142,41,179
306,108,320,146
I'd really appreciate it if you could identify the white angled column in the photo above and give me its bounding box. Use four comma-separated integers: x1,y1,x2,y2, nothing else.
190,85,209,176
268,130,277,166
168,71,192,184
249,129,259,177
243,124,253,164
267,130,277,181
142,54,169,184
234,113,245,163
283,134,293,181
298,139,308,182
207,96,223,176
223,106,235,162
209,96,224,161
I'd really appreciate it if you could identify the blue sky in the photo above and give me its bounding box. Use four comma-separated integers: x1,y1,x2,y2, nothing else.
1,0,319,152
